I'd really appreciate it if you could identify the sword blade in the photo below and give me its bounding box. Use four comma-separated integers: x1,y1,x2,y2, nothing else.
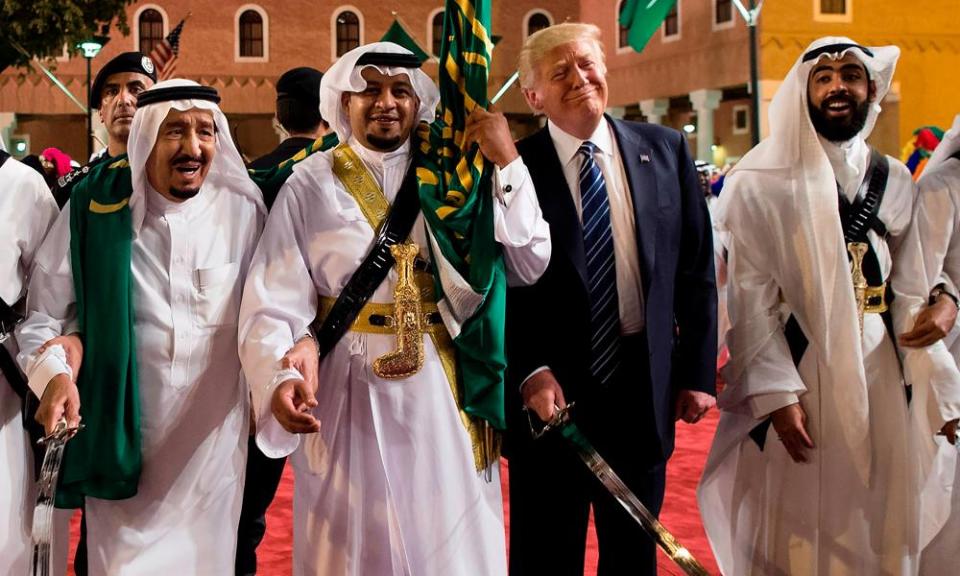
557,419,710,576
31,420,82,576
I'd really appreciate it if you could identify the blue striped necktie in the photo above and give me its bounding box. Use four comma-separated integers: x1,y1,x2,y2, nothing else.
578,141,621,386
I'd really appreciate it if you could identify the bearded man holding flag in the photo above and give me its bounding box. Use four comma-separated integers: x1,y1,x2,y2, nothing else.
237,4,550,572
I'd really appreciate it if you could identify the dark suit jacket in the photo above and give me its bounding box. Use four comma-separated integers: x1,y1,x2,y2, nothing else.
505,118,717,461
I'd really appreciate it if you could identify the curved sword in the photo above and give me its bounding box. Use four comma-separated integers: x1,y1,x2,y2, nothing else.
532,404,710,576
31,419,83,576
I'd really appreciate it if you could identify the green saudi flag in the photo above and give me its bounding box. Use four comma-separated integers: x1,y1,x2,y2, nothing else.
619,0,678,52
413,0,507,431
380,18,430,64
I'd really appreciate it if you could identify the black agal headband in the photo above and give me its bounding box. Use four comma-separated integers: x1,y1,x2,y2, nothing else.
802,43,874,63
137,85,222,107
355,52,422,68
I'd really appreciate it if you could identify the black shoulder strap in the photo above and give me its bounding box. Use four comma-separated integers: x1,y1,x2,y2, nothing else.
0,296,27,399
839,147,890,243
751,150,893,452
53,152,111,209
315,161,422,358
0,149,9,167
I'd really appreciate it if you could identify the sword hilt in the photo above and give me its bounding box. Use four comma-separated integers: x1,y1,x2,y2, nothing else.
528,402,575,440
37,418,83,446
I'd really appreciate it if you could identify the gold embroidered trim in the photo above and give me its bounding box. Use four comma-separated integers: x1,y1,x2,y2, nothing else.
331,143,389,231
88,197,130,214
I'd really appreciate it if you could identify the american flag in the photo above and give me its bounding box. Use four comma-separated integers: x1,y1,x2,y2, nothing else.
149,16,188,80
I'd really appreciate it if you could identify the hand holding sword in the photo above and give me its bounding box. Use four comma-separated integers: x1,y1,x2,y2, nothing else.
528,401,711,576
32,418,84,576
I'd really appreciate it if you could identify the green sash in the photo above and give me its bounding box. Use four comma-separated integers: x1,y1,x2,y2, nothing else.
59,156,140,508
55,135,340,507
247,132,339,200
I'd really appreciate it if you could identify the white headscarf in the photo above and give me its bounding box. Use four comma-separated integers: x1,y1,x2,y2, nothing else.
127,79,265,234
717,37,900,481
922,114,960,177
319,42,439,143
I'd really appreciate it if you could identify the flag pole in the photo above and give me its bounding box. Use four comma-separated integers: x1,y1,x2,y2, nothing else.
490,71,518,105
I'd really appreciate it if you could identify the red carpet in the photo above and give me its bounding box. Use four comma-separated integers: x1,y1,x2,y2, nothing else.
67,411,720,575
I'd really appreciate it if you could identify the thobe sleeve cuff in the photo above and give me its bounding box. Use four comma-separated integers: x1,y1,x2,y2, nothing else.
253,367,304,458
520,365,550,392
255,417,301,459
26,344,72,399
748,392,799,420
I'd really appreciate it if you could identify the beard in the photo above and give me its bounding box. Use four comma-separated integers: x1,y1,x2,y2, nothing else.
365,132,404,152
169,186,201,200
808,95,871,142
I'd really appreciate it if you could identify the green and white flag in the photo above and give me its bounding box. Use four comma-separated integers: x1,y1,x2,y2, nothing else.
619,0,678,53
414,0,507,431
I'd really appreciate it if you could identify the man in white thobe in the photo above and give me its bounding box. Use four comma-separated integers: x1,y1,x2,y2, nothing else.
17,79,265,574
698,37,947,575
0,141,60,574
907,112,960,574
239,42,550,575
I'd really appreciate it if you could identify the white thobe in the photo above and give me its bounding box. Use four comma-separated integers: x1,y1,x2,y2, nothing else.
239,138,550,576
911,156,960,574
16,182,264,575
700,140,923,575
0,158,61,576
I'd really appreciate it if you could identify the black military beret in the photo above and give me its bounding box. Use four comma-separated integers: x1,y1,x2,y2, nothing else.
275,67,324,107
91,52,158,109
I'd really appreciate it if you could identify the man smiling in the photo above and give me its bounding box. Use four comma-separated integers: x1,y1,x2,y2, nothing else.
699,36,947,575
17,79,265,573
239,42,550,575
505,23,716,575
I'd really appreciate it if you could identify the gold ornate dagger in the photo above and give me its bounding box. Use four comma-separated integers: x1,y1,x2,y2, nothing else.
373,242,426,379
847,242,868,335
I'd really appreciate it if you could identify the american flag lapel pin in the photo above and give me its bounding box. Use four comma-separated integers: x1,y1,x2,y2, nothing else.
640,153,651,163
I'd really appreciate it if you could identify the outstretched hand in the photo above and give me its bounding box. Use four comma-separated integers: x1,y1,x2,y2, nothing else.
271,378,321,435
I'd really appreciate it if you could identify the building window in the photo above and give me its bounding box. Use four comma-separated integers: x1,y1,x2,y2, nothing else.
235,5,269,62
138,9,165,56
239,11,264,57
618,0,629,49
430,10,445,58
732,104,750,135
525,12,551,37
715,0,733,24
814,0,851,21
663,2,679,39
820,0,846,14
336,10,361,57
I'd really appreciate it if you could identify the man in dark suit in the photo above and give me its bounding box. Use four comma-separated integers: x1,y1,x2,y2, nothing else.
505,23,717,576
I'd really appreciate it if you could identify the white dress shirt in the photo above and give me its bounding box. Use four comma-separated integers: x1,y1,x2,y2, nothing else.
549,117,645,333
